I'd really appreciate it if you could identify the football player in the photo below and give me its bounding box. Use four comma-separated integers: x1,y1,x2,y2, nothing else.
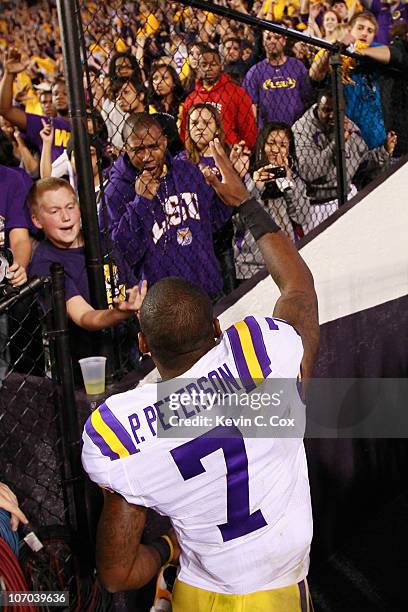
82,139,319,611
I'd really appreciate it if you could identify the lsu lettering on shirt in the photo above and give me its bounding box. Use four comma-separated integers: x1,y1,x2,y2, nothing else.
82,316,312,594
243,58,311,129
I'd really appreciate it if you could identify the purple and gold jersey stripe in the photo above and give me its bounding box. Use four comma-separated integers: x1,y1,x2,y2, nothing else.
85,416,118,460
296,369,304,403
265,316,279,331
85,402,137,461
226,324,255,392
243,316,272,379
99,402,137,454
226,318,272,391
267,315,300,337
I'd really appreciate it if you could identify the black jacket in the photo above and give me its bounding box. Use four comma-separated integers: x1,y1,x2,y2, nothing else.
380,37,408,156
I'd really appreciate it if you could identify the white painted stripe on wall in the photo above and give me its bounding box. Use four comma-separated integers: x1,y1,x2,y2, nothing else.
219,161,408,329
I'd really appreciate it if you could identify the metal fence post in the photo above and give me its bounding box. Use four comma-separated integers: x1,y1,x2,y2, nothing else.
330,51,348,208
50,263,93,570
56,0,114,370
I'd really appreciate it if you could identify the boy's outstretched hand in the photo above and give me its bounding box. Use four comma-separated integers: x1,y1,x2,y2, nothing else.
113,279,148,318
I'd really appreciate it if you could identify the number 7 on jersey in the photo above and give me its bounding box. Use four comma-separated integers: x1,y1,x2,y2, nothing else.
171,425,267,542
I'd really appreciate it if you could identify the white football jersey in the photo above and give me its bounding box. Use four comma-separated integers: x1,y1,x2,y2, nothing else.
82,316,312,594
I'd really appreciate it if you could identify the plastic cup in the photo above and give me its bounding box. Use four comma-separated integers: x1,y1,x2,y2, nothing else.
78,356,107,395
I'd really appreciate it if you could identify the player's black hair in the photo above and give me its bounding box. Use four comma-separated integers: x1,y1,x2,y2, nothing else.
187,41,201,53
139,277,214,367
39,89,52,98
241,39,254,51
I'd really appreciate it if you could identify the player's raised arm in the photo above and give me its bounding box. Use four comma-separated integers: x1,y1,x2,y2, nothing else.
257,229,319,384
205,139,320,382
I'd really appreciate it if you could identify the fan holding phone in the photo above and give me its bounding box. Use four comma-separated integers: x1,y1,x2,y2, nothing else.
234,122,312,280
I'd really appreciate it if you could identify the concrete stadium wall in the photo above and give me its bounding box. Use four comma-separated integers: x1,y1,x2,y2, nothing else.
219,160,408,329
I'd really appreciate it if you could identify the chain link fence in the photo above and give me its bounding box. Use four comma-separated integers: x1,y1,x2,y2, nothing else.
0,277,63,526
70,0,407,313
0,270,108,610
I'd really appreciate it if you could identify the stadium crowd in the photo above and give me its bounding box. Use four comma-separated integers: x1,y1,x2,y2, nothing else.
0,0,407,382
0,3,407,611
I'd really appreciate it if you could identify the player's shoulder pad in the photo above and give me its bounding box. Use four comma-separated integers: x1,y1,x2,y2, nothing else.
226,315,300,339
225,315,303,380
82,398,141,462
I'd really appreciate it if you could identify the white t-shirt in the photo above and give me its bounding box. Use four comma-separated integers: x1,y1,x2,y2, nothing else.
50,150,75,187
82,315,312,594
101,98,127,149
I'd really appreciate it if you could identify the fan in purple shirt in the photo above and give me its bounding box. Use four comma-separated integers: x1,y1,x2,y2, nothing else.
102,112,233,300
361,0,408,44
0,164,32,285
0,162,33,387
0,48,71,163
243,31,312,129
27,177,145,381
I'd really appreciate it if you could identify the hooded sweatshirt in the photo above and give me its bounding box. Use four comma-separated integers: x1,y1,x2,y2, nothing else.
101,153,232,298
180,73,257,149
292,104,391,203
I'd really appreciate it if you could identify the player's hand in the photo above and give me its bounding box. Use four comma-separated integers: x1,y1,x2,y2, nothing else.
167,528,181,564
113,280,147,317
135,171,160,200
0,482,28,532
7,262,27,286
39,119,54,144
201,138,250,207
4,47,30,75
385,131,397,156
229,140,251,179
